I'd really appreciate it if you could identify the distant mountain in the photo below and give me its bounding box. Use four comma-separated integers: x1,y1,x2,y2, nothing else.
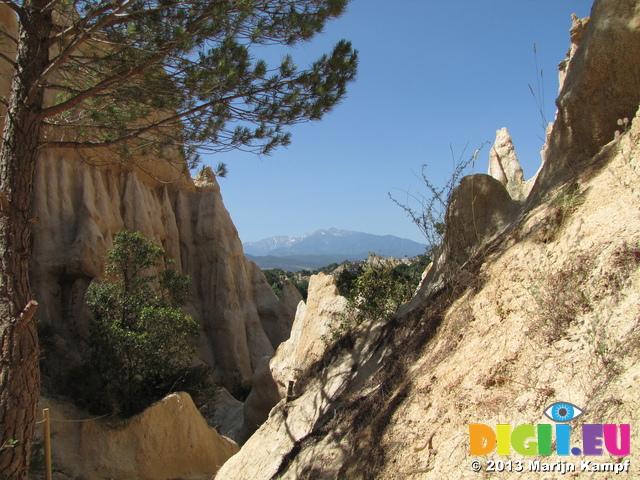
245,254,362,272
244,228,426,271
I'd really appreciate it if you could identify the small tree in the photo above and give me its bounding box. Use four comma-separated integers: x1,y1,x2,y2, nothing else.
68,230,205,417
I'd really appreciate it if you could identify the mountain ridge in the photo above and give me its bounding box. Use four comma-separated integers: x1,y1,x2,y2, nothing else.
243,228,426,260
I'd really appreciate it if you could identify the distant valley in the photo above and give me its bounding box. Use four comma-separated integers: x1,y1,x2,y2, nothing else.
243,228,426,271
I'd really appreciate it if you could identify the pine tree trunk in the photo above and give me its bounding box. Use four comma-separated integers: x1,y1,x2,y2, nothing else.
0,3,51,479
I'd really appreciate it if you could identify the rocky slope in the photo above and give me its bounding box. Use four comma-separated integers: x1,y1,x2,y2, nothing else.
216,1,640,478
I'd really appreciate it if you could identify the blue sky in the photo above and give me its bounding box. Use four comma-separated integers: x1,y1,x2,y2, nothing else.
201,0,593,245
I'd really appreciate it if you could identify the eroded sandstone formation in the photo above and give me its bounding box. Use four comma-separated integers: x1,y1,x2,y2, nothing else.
38,392,238,480
215,1,640,477
488,128,526,201
269,272,349,398
237,273,347,443
0,4,298,395
534,0,640,197
30,154,299,395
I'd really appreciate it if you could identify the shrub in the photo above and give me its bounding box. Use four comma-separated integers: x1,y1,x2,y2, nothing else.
348,255,415,322
326,254,421,342
389,143,487,253
263,268,310,299
66,230,211,417
335,263,364,297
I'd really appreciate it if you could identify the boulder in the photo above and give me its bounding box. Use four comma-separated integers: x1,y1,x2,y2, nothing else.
443,174,517,266
407,174,518,308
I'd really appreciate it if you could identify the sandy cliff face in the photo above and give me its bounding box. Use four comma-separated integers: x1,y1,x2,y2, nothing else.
30,151,299,392
534,0,640,197
38,392,239,480
0,5,298,393
25,151,301,475
216,1,640,478
26,114,300,480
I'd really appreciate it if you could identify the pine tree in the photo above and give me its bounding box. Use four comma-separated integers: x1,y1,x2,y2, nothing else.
0,1,357,477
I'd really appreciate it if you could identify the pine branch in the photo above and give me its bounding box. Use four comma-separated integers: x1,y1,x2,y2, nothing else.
39,6,219,119
38,0,138,94
41,0,65,12
40,70,305,151
40,53,168,119
46,0,134,48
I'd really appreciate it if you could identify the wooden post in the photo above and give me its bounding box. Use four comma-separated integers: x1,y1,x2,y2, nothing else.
43,408,52,480
286,380,295,403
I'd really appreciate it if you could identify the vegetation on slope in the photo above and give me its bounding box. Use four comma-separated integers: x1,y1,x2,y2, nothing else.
263,253,431,301
63,231,213,417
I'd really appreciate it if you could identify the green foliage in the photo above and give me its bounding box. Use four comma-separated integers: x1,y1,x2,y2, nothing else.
263,268,287,297
550,182,584,221
334,264,363,297
270,281,284,297
263,255,430,307
263,268,309,299
0,439,17,451
315,263,341,274
31,1,358,166
346,255,416,322
213,162,229,178
67,230,211,417
326,254,429,342
391,254,432,288
291,276,310,299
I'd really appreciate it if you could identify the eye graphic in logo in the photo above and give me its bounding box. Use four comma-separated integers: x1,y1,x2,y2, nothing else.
544,402,584,422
